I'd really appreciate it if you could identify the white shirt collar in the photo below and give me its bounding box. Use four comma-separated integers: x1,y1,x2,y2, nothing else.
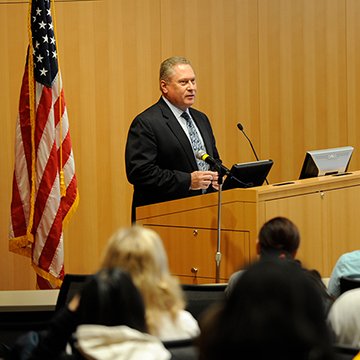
162,96,190,119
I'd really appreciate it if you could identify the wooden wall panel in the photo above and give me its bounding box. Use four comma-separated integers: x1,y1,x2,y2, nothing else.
258,0,348,182
347,0,360,167
55,0,162,274
1,0,360,289
160,0,260,166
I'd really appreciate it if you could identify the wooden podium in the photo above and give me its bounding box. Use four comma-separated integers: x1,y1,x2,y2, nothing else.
136,171,360,284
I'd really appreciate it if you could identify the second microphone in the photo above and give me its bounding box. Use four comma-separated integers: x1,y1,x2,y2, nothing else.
196,150,231,176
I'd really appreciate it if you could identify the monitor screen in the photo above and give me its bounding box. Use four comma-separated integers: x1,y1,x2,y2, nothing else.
299,146,354,179
222,159,273,190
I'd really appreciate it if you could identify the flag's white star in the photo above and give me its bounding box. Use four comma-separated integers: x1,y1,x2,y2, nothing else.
50,37,55,45
35,8,41,16
39,21,46,29
42,34,49,43
52,50,57,59
36,54,44,62
39,68,48,76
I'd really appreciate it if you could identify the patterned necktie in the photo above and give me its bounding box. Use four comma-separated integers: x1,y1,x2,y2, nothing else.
181,111,209,171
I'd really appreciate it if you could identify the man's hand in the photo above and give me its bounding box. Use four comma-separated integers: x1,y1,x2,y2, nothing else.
190,171,219,190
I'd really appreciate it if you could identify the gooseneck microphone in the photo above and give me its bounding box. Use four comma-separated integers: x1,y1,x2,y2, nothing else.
196,150,231,176
196,150,251,187
237,122,269,185
236,123,260,161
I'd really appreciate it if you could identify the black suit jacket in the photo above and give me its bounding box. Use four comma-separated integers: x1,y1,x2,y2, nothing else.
125,97,220,220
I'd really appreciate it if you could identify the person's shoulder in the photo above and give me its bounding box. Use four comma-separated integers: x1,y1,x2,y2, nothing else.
344,250,360,259
329,288,360,314
133,98,174,123
174,310,200,337
228,270,245,284
225,270,245,297
336,250,360,265
136,99,163,117
177,309,199,323
155,310,200,341
189,107,208,119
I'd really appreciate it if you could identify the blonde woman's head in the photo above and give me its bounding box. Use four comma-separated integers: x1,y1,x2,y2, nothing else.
101,225,169,281
100,225,185,334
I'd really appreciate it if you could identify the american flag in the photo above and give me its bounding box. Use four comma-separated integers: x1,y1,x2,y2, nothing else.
9,0,78,289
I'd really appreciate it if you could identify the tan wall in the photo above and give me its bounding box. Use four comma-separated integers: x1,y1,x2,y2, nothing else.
1,0,360,289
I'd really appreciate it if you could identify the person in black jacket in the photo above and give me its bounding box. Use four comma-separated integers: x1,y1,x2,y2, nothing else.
125,56,220,222
198,259,336,360
225,216,334,314
6,268,164,360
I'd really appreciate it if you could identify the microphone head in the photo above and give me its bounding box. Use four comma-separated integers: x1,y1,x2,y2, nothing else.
237,123,244,131
196,150,207,160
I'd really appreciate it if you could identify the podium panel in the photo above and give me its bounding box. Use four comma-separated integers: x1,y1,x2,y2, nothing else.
146,226,249,283
263,192,324,271
137,171,360,283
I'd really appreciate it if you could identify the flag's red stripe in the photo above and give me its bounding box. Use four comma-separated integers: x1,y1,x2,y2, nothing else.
34,86,52,151
54,90,72,167
32,140,58,232
36,274,53,289
38,206,63,271
60,176,77,218
18,67,33,183
59,264,64,279
59,131,72,167
53,89,66,128
10,174,27,236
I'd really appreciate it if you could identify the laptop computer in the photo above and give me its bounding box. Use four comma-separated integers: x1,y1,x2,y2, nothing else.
222,159,273,190
299,146,353,179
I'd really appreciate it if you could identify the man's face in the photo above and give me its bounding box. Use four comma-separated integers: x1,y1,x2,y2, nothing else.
160,64,197,111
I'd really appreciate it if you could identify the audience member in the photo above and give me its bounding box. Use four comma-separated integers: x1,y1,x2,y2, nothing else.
328,288,360,348
225,216,333,313
198,259,335,360
100,225,200,341
7,268,170,360
328,250,360,298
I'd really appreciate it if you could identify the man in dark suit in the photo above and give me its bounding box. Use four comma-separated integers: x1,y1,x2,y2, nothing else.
125,56,220,222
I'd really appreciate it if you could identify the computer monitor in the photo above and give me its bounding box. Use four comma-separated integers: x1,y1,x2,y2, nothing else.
299,146,354,179
222,159,273,190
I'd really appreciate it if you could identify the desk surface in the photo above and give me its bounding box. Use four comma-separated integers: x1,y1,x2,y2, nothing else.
0,290,59,312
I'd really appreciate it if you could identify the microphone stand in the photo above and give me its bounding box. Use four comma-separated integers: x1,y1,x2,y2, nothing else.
211,158,252,282
215,167,223,283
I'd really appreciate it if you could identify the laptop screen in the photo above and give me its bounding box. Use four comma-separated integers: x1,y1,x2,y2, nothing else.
222,159,273,190
299,146,353,179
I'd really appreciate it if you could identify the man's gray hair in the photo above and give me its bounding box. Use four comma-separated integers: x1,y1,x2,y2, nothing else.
159,56,192,82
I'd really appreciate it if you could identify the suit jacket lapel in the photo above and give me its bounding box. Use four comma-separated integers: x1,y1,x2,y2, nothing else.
157,99,198,169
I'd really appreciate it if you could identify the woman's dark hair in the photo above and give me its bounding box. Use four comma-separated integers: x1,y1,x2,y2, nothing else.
77,268,147,332
198,259,334,360
258,216,300,258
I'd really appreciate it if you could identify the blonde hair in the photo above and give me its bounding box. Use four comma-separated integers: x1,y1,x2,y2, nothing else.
159,56,192,83
100,225,185,335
